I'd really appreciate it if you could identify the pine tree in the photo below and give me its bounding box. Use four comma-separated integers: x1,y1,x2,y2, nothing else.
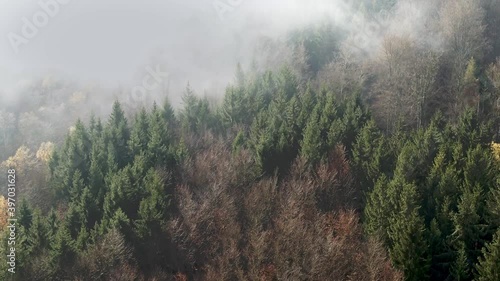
128,107,150,156
179,83,199,133
232,130,246,154
147,102,172,167
340,93,368,152
475,229,500,281
387,180,430,281
75,226,89,251
50,224,76,279
26,209,48,255
70,170,85,201
301,104,324,166
451,242,471,281
452,183,489,266
364,175,393,244
80,186,99,229
487,185,500,229
351,119,386,191
106,101,131,170
18,200,33,230
297,83,316,129
134,169,168,239
68,119,92,184
162,97,176,127
103,167,142,222
277,66,298,101
106,208,132,239
88,134,107,207
65,203,85,240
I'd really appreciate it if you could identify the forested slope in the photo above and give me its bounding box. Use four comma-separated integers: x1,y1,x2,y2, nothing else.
2,0,500,280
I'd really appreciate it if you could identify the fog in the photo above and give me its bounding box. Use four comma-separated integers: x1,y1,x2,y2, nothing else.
0,0,448,158
0,0,351,105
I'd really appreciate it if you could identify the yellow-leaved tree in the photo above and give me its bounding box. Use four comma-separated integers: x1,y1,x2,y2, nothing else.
1,144,53,211
0,196,7,231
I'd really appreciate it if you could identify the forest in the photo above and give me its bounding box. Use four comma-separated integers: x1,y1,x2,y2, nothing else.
1,0,500,280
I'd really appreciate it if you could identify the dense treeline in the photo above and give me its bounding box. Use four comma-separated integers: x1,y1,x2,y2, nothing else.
1,66,499,280
1,74,404,280
2,0,500,280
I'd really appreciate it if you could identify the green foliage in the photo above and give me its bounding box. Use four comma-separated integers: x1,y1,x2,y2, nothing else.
128,107,150,156
352,119,387,190
147,103,173,167
106,101,131,170
12,30,500,279
50,224,76,279
287,20,343,75
475,229,500,281
179,83,215,134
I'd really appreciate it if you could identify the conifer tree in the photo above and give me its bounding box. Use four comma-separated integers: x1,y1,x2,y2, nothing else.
147,102,172,167
387,180,430,281
232,130,246,153
162,97,176,127
297,84,316,129
26,209,48,255
351,119,386,191
128,107,150,157
65,203,86,240
80,187,99,229
50,224,76,279
364,175,393,244
451,242,471,281
134,170,168,239
301,104,324,166
106,101,131,170
340,93,368,152
475,229,500,281
88,134,107,206
18,200,33,230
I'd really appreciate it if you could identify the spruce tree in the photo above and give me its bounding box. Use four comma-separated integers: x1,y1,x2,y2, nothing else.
128,107,150,157
475,229,500,281
50,224,76,279
301,104,324,166
147,102,171,167
351,119,386,191
106,101,131,170
387,180,430,281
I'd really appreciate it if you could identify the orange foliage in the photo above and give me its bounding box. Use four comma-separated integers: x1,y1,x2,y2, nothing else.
0,196,7,231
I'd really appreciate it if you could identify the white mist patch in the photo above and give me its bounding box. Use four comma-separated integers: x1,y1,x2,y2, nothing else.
0,0,447,108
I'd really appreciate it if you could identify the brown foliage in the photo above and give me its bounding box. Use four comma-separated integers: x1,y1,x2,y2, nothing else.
166,139,401,280
75,229,141,281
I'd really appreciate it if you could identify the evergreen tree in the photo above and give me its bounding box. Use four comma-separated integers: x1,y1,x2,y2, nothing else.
451,242,471,281
50,224,76,279
162,97,176,127
106,101,131,170
134,169,169,239
18,200,33,230
26,209,48,255
128,107,150,156
301,103,325,166
364,175,393,244
475,229,500,281
88,134,107,207
147,102,172,167
351,119,387,191
80,187,99,229
387,180,430,281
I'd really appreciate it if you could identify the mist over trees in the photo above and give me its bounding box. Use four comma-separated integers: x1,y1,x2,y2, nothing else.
1,0,500,280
